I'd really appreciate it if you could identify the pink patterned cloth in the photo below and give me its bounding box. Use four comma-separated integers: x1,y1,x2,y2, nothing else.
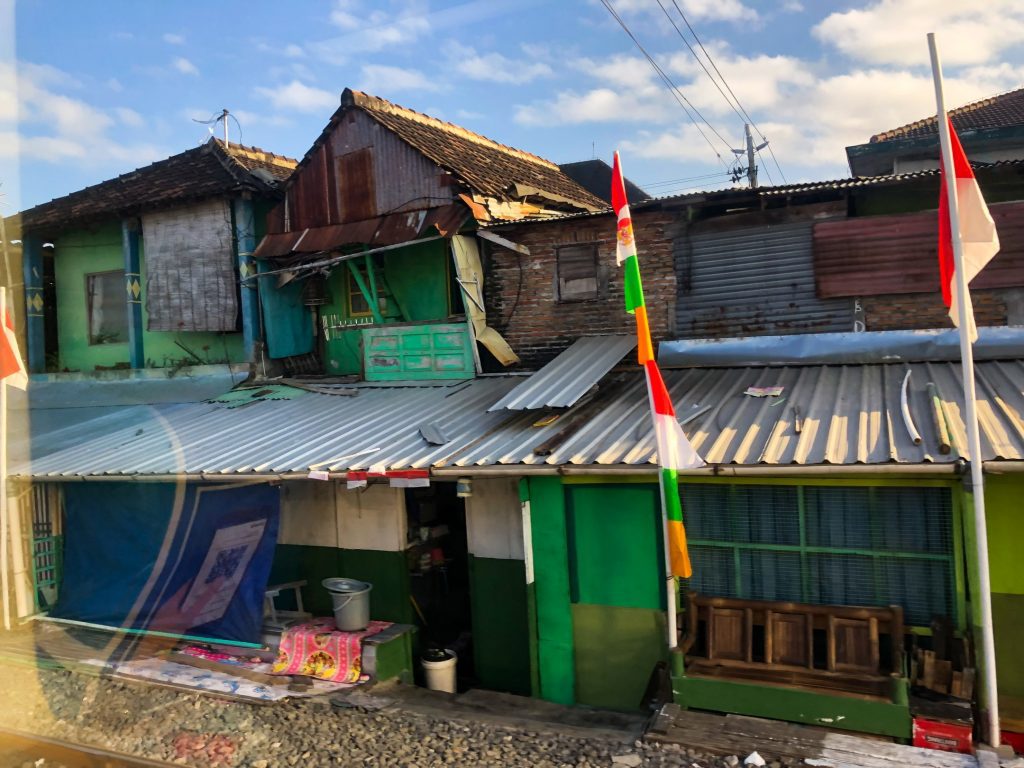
271,618,391,683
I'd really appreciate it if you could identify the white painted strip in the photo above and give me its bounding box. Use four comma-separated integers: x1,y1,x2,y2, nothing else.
521,500,534,586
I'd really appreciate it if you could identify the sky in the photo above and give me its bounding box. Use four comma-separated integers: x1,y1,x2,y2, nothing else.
2,0,1024,212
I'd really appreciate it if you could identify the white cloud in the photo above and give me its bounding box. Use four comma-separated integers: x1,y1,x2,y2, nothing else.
0,61,166,173
456,109,484,120
359,64,440,93
284,44,305,58
782,0,803,11
173,57,200,76
107,77,124,92
814,0,1024,67
448,42,553,85
253,80,338,113
163,33,185,45
610,0,757,23
114,107,144,127
311,0,431,64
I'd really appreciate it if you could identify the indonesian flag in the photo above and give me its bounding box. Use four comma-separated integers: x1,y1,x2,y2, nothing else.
613,151,704,578
612,151,653,365
0,308,27,390
939,117,1000,343
645,359,704,578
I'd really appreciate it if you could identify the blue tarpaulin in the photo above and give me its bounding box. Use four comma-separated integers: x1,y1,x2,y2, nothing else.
51,481,280,644
259,263,314,359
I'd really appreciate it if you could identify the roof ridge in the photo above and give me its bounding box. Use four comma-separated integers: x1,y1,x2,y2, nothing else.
213,138,298,171
343,88,560,171
871,85,1024,143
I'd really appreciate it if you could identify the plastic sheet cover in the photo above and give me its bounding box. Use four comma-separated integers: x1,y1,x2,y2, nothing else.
50,482,280,644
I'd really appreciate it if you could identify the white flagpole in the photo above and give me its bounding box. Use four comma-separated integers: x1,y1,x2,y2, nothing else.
0,286,10,632
928,32,1001,747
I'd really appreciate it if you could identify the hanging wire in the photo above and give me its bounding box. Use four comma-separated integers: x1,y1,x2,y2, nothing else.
670,0,787,184
599,0,734,167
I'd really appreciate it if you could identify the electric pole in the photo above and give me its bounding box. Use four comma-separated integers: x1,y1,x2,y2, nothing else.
731,123,770,188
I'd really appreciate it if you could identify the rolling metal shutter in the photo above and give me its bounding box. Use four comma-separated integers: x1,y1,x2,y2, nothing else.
675,221,851,338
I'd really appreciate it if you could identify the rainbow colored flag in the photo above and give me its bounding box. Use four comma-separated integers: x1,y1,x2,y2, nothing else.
612,152,704,578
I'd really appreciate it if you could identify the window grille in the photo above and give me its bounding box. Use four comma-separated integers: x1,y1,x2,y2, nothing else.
682,483,956,627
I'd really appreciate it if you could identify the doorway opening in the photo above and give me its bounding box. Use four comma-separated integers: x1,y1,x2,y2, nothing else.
404,482,473,686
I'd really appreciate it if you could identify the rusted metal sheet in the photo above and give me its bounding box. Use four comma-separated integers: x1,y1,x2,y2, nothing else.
253,205,468,263
329,110,453,219
815,201,1024,298
337,147,377,222
253,231,303,259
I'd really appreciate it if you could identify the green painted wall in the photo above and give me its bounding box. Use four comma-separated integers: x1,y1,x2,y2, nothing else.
566,483,667,709
53,221,245,372
526,476,575,705
270,544,413,624
469,555,532,696
982,475,1024,699
567,484,664,610
321,242,454,376
572,603,666,710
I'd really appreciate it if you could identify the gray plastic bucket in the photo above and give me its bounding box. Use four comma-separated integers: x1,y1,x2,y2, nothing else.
322,577,372,631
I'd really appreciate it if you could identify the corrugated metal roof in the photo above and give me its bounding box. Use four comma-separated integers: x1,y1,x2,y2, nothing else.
23,378,518,478
443,361,1024,468
487,335,636,411
22,361,1024,478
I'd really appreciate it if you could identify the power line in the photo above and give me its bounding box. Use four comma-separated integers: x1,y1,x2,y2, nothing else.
599,0,734,166
670,0,787,184
654,0,746,128
640,171,734,188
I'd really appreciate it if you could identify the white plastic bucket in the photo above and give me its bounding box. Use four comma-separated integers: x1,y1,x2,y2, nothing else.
322,577,372,631
422,649,457,693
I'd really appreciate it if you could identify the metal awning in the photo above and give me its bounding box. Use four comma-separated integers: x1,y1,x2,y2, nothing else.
486,335,637,411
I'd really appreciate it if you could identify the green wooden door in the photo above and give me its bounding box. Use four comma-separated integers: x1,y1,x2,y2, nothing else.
566,484,668,710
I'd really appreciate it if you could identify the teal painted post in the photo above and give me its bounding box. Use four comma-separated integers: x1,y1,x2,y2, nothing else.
21,234,44,373
121,219,144,369
233,197,261,362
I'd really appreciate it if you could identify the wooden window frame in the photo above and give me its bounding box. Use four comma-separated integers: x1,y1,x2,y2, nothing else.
556,243,602,302
346,264,373,318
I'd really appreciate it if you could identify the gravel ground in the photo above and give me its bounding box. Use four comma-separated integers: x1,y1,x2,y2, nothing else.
0,665,805,768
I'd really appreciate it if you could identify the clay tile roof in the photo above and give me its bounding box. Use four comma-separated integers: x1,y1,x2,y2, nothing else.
871,86,1024,143
340,89,606,211
16,139,297,233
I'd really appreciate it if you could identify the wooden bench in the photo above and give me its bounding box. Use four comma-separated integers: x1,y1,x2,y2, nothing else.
680,593,905,700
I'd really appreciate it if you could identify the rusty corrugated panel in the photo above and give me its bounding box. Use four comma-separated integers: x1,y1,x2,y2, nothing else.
338,147,377,222
289,144,331,230
253,231,304,259
815,201,1024,298
424,204,469,237
296,220,380,253
372,210,426,245
255,204,469,264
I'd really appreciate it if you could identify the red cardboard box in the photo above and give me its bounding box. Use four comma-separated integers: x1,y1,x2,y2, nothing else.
913,717,973,754
1001,730,1024,755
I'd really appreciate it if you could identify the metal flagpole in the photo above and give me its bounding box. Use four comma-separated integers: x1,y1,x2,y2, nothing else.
0,287,10,631
928,32,1001,747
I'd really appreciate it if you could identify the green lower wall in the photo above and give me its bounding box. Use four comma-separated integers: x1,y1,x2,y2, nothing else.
526,477,575,705
572,603,666,710
270,544,413,624
468,555,531,696
54,223,244,372
982,475,1024,699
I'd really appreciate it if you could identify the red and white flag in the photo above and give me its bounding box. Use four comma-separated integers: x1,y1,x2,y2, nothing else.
938,117,1000,343
0,308,27,390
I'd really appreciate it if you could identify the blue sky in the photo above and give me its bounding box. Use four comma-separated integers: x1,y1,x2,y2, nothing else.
3,0,1024,212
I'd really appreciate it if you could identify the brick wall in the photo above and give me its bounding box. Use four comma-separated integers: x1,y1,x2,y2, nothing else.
483,210,677,369
862,289,1008,331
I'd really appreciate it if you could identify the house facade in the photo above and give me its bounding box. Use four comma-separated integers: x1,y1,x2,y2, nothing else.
9,138,296,373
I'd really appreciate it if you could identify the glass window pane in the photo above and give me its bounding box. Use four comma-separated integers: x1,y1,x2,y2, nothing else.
87,271,127,345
